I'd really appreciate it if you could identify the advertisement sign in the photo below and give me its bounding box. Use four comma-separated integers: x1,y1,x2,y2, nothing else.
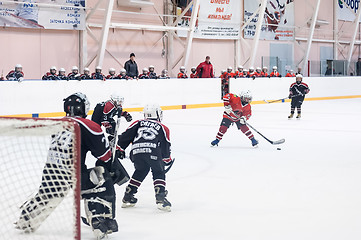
177,0,241,40
0,0,86,30
244,0,295,41
337,0,361,22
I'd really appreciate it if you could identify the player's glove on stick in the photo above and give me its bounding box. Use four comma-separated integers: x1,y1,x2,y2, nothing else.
122,111,133,122
239,116,247,125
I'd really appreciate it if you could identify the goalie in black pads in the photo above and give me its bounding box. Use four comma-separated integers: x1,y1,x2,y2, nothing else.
288,74,310,119
116,104,173,212
15,92,129,239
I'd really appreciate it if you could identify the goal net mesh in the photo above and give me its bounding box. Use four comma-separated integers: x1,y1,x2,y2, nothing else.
0,117,80,240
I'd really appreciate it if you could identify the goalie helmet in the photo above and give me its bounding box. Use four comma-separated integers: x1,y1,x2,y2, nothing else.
63,92,90,118
144,104,163,122
110,92,124,107
239,90,252,104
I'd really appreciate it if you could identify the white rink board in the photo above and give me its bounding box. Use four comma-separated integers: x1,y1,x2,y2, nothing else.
0,77,361,115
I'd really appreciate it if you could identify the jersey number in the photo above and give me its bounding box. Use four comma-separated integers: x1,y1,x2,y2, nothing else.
134,127,158,142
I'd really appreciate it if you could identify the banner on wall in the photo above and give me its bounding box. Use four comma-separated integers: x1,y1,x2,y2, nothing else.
337,0,361,22
177,0,241,40
244,0,295,41
0,0,86,30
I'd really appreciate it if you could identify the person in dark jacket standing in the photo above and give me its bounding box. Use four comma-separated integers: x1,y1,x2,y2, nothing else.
124,53,139,79
196,56,214,78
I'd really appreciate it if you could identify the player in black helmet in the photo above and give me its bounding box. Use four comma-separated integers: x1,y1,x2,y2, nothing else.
16,92,128,239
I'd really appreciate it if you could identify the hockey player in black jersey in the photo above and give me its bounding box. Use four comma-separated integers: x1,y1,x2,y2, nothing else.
116,104,173,212
91,93,133,138
288,74,310,119
15,92,128,239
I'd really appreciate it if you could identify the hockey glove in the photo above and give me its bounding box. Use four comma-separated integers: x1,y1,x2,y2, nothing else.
122,111,133,122
110,158,130,186
239,116,247,125
114,149,125,161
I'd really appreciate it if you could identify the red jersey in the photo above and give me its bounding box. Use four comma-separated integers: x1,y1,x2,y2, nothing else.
221,72,236,79
261,72,268,77
223,93,252,122
249,71,259,77
190,73,198,78
177,72,188,78
196,61,214,78
285,73,295,77
269,71,280,77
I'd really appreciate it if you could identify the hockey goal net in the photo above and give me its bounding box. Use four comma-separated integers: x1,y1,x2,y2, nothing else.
0,117,81,240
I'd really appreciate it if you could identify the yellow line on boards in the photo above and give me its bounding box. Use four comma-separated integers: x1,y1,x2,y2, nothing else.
1,95,360,118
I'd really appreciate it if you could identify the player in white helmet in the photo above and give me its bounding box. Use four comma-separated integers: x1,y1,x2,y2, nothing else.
139,68,150,79
211,90,258,147
261,66,268,77
58,68,68,80
148,65,157,79
117,104,173,212
42,66,59,80
190,66,197,78
80,67,92,80
92,92,133,138
158,69,170,79
288,74,310,119
6,64,24,81
118,68,128,80
270,66,280,77
177,66,188,78
67,66,80,80
106,68,118,79
236,65,244,78
92,66,105,80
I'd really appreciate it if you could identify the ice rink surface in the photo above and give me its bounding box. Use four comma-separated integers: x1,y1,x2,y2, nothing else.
7,98,361,240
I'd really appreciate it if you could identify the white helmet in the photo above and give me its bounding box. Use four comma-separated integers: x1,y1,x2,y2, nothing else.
227,66,233,70
272,66,278,70
239,90,253,104
109,68,115,73
15,64,22,69
191,66,196,70
249,66,254,70
262,66,268,69
162,69,168,74
120,68,126,73
238,65,243,70
296,74,303,78
256,67,261,71
149,65,155,69
110,92,124,107
243,69,248,72
50,66,57,71
96,66,102,70
144,104,163,121
180,66,186,70
59,68,66,72
72,66,79,71
221,69,226,74
84,67,90,72
142,68,148,72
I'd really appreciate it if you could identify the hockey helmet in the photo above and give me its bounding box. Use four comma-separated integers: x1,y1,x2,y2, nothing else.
50,66,57,71
296,74,303,83
162,69,168,74
15,64,22,70
63,92,90,118
144,103,163,122
239,90,253,104
109,68,116,74
120,68,126,73
84,67,90,73
256,67,261,71
110,92,124,107
95,66,102,71
72,66,79,71
238,65,243,70
272,66,278,70
191,66,196,70
227,66,233,70
149,65,155,69
59,68,66,73
142,68,148,73
249,66,254,71
262,66,268,69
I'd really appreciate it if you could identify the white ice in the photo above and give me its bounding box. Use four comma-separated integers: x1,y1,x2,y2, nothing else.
7,98,361,240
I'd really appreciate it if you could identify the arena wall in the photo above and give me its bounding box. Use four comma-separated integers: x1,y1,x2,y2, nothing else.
1,77,360,117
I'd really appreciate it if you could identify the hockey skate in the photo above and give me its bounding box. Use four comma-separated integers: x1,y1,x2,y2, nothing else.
105,219,118,234
288,113,294,119
211,139,219,147
121,193,138,208
296,113,301,119
251,138,259,148
156,191,171,212
91,217,108,240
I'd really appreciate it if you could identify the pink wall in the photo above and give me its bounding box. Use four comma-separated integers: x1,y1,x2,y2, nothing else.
0,0,360,79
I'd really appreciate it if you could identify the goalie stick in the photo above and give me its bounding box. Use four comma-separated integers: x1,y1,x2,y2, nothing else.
245,122,285,145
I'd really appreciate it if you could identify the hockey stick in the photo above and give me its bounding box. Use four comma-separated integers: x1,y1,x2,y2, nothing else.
164,158,175,174
263,94,301,104
245,122,285,145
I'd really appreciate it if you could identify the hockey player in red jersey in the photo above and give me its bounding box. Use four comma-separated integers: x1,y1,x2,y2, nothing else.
6,64,24,81
211,90,258,147
235,65,244,78
261,66,268,77
177,66,188,78
288,74,310,119
285,69,295,77
269,66,280,77
190,67,197,78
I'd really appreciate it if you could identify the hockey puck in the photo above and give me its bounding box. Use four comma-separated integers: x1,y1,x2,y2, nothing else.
277,148,281,150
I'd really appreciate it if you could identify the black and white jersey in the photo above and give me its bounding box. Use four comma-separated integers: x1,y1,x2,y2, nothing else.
289,82,310,96
91,101,121,135
117,119,171,163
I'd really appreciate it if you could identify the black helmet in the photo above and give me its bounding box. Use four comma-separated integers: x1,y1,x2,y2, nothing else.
63,92,90,118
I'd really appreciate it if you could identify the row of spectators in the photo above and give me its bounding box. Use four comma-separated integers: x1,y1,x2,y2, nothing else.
219,65,299,79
